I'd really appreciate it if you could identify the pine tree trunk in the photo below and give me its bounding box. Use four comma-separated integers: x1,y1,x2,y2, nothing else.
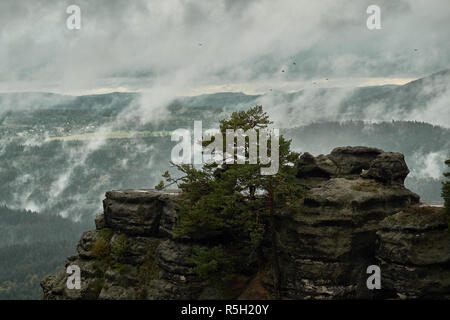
269,177,281,299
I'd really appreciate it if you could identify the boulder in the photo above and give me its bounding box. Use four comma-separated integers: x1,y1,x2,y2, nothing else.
361,152,410,184
296,146,410,189
296,147,410,187
296,152,337,179
329,146,383,176
103,189,181,236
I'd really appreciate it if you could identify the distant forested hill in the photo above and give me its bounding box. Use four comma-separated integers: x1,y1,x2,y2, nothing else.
284,120,449,201
0,120,447,228
284,120,448,156
347,69,450,114
0,206,88,299
0,72,448,299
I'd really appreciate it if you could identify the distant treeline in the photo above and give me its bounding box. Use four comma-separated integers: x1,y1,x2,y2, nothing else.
284,120,449,156
0,206,87,300
284,120,449,201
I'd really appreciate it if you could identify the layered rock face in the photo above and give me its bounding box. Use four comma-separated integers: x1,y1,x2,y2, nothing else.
376,206,450,299
277,147,421,298
42,189,208,300
42,188,260,300
41,147,449,300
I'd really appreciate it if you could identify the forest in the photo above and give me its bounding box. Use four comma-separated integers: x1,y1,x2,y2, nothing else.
0,205,87,299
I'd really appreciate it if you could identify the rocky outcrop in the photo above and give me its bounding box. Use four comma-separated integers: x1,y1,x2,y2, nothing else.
41,188,246,300
376,206,450,299
277,147,420,299
41,189,205,300
103,190,181,237
296,146,409,188
361,152,410,185
41,146,449,300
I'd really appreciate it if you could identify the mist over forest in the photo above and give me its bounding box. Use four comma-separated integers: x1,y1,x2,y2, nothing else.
0,0,449,301
1,79,449,300
2,76,448,298
1,71,449,225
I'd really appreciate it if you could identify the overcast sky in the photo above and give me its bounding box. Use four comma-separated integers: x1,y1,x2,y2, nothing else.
0,0,449,95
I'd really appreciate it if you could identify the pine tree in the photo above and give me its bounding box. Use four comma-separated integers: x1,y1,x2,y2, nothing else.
157,106,305,298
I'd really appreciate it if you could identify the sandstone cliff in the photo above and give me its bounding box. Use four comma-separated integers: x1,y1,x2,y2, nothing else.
41,147,450,299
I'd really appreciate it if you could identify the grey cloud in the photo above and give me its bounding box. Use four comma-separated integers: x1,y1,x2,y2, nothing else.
0,0,449,94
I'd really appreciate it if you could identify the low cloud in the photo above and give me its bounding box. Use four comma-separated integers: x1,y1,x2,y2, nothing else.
410,150,448,180
0,0,449,96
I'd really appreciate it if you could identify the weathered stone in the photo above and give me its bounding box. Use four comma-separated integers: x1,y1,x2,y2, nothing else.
145,279,201,300
156,240,196,278
303,178,419,212
377,259,450,299
103,189,181,236
41,259,106,300
41,274,65,300
377,207,450,266
42,148,448,300
361,152,410,184
297,152,337,179
98,282,136,300
278,160,419,299
110,235,160,266
159,199,179,238
376,206,450,298
329,146,383,176
296,147,408,188
76,230,98,259
95,214,105,230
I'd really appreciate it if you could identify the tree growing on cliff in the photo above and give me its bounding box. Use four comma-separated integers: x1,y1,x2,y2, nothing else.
442,158,450,227
157,106,305,297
